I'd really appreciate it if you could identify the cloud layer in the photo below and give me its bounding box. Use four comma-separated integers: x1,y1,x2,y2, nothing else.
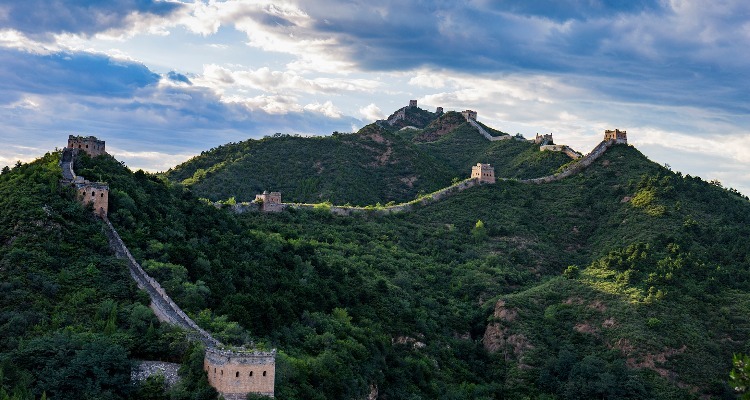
0,0,748,194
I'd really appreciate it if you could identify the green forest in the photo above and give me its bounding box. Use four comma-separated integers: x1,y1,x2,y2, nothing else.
2,115,750,399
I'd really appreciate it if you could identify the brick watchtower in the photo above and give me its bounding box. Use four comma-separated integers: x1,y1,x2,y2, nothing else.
204,348,276,399
471,163,496,184
603,129,627,144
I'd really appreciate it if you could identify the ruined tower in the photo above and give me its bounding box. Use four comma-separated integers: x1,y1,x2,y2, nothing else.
534,133,553,145
461,110,478,121
67,135,106,157
603,129,627,144
204,348,276,399
409,99,418,108
471,163,496,184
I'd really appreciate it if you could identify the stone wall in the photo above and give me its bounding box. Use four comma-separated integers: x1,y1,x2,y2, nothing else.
132,361,182,388
540,145,582,160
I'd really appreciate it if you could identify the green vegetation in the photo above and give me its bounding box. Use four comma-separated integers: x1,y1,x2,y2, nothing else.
2,131,750,399
166,107,571,205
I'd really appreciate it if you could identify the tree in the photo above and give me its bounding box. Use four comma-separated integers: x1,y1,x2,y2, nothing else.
730,353,750,399
472,219,487,241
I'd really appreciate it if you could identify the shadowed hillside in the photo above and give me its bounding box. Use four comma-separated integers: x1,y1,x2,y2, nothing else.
165,107,572,205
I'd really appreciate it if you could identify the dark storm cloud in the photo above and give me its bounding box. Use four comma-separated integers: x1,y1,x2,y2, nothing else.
0,48,160,98
281,0,749,112
0,0,184,38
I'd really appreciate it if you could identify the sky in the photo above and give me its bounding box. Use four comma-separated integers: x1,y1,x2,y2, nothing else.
0,0,748,194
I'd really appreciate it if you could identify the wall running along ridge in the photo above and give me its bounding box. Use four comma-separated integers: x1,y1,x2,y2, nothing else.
60,144,276,398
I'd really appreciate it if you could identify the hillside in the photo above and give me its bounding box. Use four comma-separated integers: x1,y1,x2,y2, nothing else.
165,107,572,205
4,139,749,399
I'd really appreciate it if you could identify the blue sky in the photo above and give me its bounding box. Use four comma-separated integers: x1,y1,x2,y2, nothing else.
1,0,748,194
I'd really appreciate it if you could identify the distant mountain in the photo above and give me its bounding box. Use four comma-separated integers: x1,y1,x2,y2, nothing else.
165,107,572,205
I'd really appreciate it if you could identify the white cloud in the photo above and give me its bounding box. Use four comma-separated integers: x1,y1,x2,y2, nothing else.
223,94,303,114
196,64,381,96
359,103,384,120
304,101,342,118
108,148,196,173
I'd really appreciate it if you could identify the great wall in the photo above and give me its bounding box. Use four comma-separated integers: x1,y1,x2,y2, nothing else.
60,136,276,399
248,117,629,214
58,110,629,398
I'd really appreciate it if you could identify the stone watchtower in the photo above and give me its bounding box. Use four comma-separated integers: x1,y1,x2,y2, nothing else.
436,107,444,114
255,191,283,212
471,163,496,184
68,135,106,157
461,110,478,121
409,99,418,108
204,348,276,399
603,129,627,144
534,133,553,145
76,182,109,217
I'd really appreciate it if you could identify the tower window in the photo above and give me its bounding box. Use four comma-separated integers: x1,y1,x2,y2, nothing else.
263,371,267,377
91,191,95,196
250,371,253,377
236,371,239,378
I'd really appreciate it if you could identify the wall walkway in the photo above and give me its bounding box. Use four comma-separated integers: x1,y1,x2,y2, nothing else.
467,119,512,142
102,216,221,347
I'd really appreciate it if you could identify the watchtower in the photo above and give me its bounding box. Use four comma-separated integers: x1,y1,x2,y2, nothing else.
603,129,627,144
204,348,276,399
534,133,553,145
471,163,496,184
436,107,444,114
67,135,106,157
409,100,418,108
76,181,109,217
461,110,478,121
255,191,283,212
